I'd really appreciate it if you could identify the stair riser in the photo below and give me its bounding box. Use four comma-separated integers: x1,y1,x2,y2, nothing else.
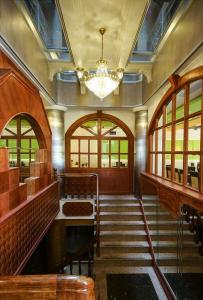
100,236,148,242
95,260,152,267
99,248,150,254
100,215,143,221
100,225,145,231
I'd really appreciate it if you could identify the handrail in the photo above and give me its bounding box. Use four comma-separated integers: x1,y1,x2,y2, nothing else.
53,236,96,276
58,172,100,256
0,274,95,300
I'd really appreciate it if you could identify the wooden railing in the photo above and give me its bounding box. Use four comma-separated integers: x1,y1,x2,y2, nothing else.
59,173,100,256
55,236,96,277
0,274,95,300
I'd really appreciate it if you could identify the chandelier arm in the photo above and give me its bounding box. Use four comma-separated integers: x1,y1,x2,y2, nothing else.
101,33,103,59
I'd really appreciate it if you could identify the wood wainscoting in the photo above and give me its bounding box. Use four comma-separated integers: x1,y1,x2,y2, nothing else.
141,172,203,218
0,181,59,275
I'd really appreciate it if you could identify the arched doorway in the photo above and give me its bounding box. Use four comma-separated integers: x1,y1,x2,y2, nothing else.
65,112,134,194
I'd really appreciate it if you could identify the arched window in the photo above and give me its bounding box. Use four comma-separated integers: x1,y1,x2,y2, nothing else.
65,112,134,194
67,118,129,169
148,67,203,192
0,114,41,180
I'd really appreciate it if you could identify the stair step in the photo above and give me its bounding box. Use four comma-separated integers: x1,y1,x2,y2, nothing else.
100,214,143,221
100,234,147,242
100,224,145,231
100,206,141,212
95,258,152,267
100,200,138,205
99,245,150,254
99,253,152,259
100,241,149,247
100,220,144,225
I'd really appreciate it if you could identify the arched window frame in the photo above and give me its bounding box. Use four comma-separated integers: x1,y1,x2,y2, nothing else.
148,67,203,193
65,112,134,171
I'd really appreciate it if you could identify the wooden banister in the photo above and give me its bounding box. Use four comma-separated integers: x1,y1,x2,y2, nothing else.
0,274,95,300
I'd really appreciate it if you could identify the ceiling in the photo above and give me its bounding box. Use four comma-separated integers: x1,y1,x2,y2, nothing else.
56,0,149,70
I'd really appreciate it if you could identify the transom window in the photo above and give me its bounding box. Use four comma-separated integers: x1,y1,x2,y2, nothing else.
68,118,129,169
149,74,203,192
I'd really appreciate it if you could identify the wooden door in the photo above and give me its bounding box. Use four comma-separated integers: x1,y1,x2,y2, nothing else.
65,112,134,194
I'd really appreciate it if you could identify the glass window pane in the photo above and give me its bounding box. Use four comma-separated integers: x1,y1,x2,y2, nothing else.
101,121,116,135
82,120,98,134
157,154,162,176
8,139,17,149
4,119,17,135
90,140,98,153
23,129,35,136
89,155,98,168
175,122,184,151
111,154,119,168
102,140,109,153
176,90,184,119
21,139,30,152
165,154,171,179
70,154,79,168
105,127,127,137
70,139,79,152
0,139,6,147
111,140,119,153
187,154,200,190
174,154,183,183
80,140,88,153
165,126,172,151
31,153,36,162
188,116,201,151
152,154,155,174
166,100,172,123
120,140,128,153
101,155,109,168
157,129,162,151
9,153,17,167
189,80,202,114
73,127,94,136
80,154,88,167
20,153,29,166
152,132,155,152
120,154,128,167
21,118,31,128
158,114,163,127
31,139,39,150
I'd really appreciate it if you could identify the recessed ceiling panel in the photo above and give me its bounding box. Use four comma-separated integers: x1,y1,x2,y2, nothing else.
57,0,148,69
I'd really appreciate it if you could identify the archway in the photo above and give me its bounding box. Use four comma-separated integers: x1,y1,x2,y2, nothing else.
65,112,134,194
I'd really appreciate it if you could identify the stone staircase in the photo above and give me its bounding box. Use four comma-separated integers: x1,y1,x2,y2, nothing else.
94,195,203,270
95,195,152,267
142,195,203,270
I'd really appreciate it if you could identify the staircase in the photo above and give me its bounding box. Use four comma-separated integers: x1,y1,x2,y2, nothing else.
95,195,152,267
142,195,203,270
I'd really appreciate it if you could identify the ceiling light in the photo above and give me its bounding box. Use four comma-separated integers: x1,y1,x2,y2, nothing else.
76,28,124,100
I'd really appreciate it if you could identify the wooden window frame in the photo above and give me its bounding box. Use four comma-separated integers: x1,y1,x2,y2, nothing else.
148,68,203,193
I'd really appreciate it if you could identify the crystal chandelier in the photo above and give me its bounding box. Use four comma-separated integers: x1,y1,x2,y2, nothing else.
76,28,124,100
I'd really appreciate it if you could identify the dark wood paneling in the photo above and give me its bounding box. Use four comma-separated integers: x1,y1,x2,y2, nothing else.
141,172,203,217
0,181,59,275
63,202,93,216
0,51,52,151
